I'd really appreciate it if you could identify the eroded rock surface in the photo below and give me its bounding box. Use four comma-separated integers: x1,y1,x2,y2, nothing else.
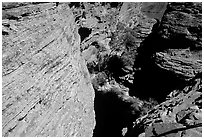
127,73,202,137
2,3,95,137
2,2,202,137
153,2,202,81
158,2,202,50
154,50,201,81
126,2,202,137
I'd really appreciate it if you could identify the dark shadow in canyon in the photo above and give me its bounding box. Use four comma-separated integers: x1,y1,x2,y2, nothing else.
78,27,92,42
130,62,187,103
92,17,194,137
69,2,81,8
129,22,188,103
93,90,124,137
93,89,139,137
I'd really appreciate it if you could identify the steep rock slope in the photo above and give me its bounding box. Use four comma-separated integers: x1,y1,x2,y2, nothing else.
2,3,95,137
77,2,202,137
75,2,169,136
2,2,202,137
127,2,202,137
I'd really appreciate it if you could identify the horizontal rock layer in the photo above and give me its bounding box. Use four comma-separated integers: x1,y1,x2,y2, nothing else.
126,2,202,137
154,50,202,81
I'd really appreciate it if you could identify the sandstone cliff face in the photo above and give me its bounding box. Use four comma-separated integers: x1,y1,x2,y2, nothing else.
2,2,202,137
2,3,95,137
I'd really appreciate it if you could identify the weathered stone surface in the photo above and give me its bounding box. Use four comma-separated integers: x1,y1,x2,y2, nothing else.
127,74,202,137
130,2,201,100
72,2,202,137
145,123,184,137
158,2,202,49
2,2,202,137
2,3,95,137
102,2,159,85
152,2,202,81
141,2,168,21
154,50,202,81
78,2,164,86
124,2,202,136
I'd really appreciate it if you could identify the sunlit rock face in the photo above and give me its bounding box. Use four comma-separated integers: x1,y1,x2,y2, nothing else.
2,3,95,137
2,2,202,137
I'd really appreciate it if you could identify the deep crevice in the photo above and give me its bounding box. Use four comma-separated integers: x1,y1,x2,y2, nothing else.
78,27,92,42
130,63,187,103
93,89,124,137
91,4,200,136
93,89,139,137
2,14,20,20
109,2,122,8
2,31,9,35
69,2,81,8
130,20,188,103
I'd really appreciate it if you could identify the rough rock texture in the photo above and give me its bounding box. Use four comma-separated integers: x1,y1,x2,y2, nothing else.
126,2,202,137
128,2,202,104
141,2,167,21
154,50,202,81
126,73,202,137
108,2,157,85
62,2,168,137
2,2,202,137
79,2,167,88
70,2,201,137
153,2,202,81
2,3,95,137
158,2,202,50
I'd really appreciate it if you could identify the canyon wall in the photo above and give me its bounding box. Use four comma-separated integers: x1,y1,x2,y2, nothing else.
2,3,95,137
2,2,202,137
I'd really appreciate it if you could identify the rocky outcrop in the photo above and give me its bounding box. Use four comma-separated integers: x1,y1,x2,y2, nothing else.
154,50,202,81
71,2,202,137
79,2,167,86
158,2,202,50
126,73,202,137
153,2,202,81
2,3,95,137
107,2,165,85
2,2,202,137
126,2,202,137
141,2,167,21
72,3,165,136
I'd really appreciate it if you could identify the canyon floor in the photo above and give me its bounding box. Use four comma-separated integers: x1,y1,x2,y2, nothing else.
2,2,202,137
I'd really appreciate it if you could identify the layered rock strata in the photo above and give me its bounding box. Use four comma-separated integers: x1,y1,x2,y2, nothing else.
2,2,202,137
127,2,202,137
2,3,95,137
